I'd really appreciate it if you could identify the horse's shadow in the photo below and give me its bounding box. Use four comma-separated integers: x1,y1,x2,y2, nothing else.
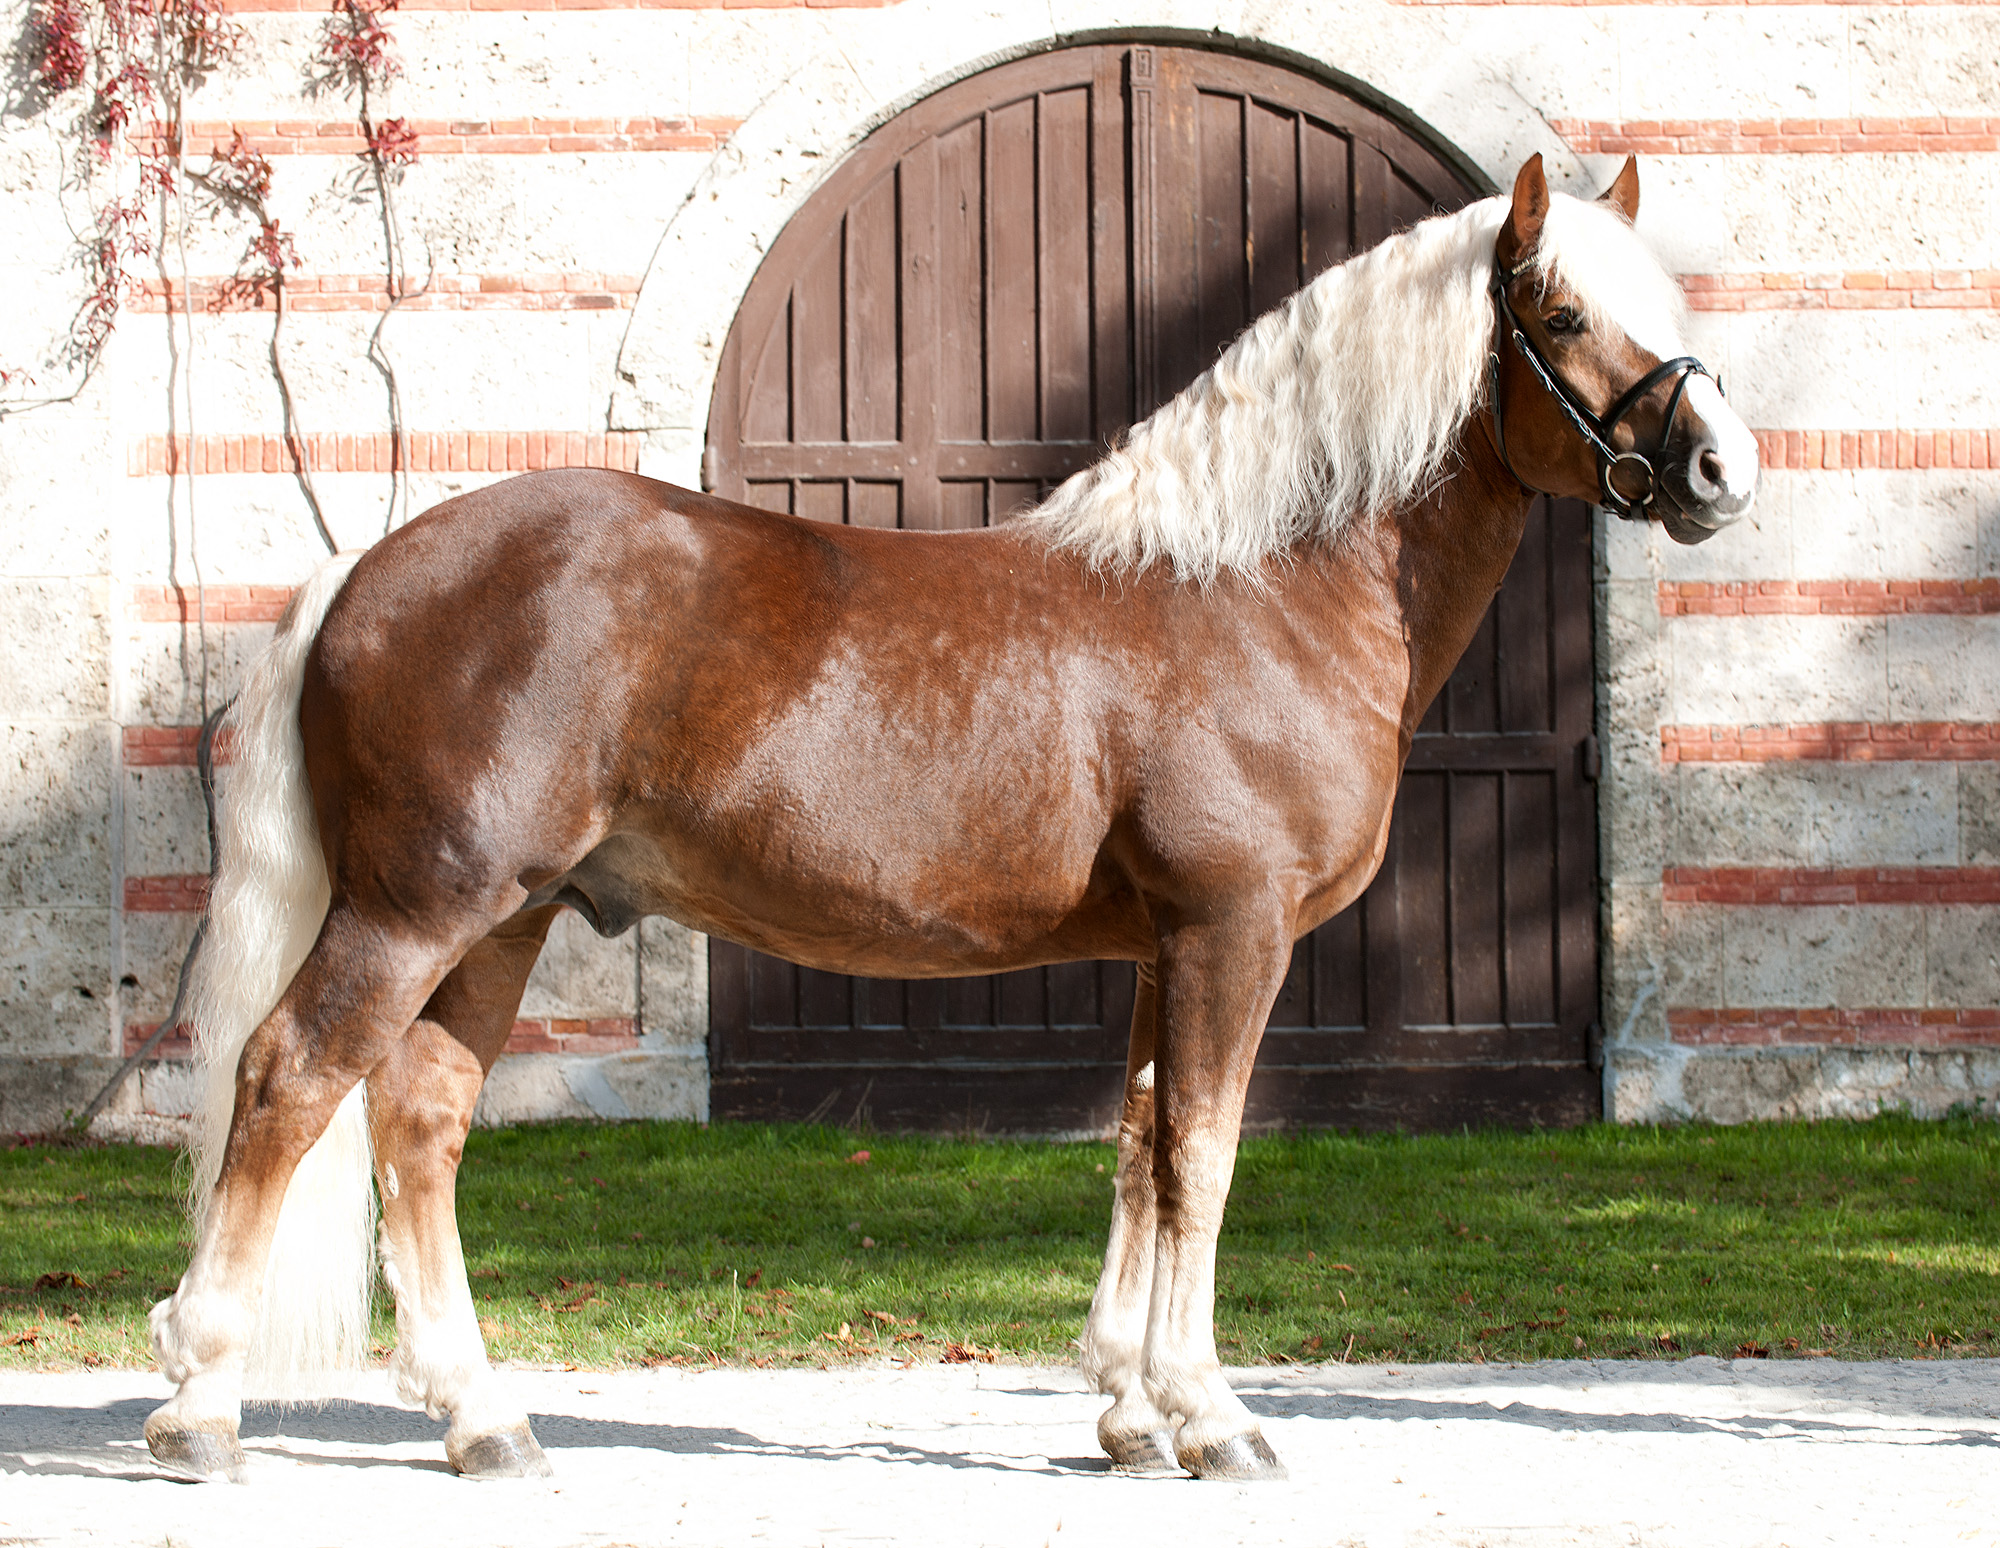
0,1397,1109,1480
1236,1390,2000,1449
7,1374,1998,1481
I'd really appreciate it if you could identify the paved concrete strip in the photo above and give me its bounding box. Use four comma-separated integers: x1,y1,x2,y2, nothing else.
2,1359,1997,1547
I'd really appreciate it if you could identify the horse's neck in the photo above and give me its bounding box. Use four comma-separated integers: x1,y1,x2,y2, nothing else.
1333,432,1536,738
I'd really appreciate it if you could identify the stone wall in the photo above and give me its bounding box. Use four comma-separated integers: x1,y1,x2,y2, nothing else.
3,0,1998,1129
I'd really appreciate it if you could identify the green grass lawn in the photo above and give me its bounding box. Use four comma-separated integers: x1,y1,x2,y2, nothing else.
4,1116,1998,1372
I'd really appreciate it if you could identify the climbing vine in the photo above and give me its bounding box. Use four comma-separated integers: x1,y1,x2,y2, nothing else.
8,0,420,543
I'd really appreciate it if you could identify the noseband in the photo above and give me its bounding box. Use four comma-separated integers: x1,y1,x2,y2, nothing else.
1486,256,1719,520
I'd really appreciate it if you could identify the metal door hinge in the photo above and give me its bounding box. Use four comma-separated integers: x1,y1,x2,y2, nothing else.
1579,733,1601,784
1585,1021,1605,1072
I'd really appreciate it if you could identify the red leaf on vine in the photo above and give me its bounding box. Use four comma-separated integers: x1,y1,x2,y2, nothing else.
368,117,417,167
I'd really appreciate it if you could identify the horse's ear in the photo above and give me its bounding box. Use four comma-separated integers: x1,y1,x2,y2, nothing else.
1498,154,1549,272
1599,156,1640,222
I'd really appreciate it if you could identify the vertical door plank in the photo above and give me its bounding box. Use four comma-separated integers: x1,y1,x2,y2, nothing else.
744,303,792,444
1300,118,1351,279
1504,770,1557,1025
1246,99,1301,316
935,119,986,443
1498,497,1553,732
1396,775,1449,1026
845,172,901,444
744,481,792,515
798,967,854,1030
1448,772,1504,1026
1039,86,1093,441
1147,51,1200,414
792,223,845,444
995,969,1045,1027
991,480,1041,523
936,481,987,531
1194,87,1249,366
794,482,845,525
1447,607,1501,733
751,955,798,1028
850,482,901,529
899,141,941,528
986,98,1040,442
1311,902,1366,1028
1091,47,1132,439
1047,960,1100,1027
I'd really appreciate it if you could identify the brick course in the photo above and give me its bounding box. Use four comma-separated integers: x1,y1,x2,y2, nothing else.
1667,1008,2000,1048
1751,430,1996,471
1552,118,2000,155
1659,580,2000,618
142,117,742,158
1660,723,2000,763
127,431,644,477
1684,272,2000,313
1662,866,2000,905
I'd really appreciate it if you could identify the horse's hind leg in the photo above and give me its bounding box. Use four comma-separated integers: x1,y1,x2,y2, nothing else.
1142,910,1293,1482
1080,964,1181,1472
147,903,475,1479
366,906,560,1478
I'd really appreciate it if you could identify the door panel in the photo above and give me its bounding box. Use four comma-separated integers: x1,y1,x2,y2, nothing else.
705,42,1598,1133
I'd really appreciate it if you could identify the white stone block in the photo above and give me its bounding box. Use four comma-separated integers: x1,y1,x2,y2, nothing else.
0,722,113,908
1632,155,1999,275
1923,904,2000,1007
0,581,109,719
519,908,636,1022
1697,310,2000,432
119,911,201,1026
0,416,116,575
119,617,274,730
123,765,210,881
0,906,115,1058
1615,11,1846,122
1887,616,2000,722
640,916,706,1052
470,1049,704,1125
1959,765,2000,866
1714,903,1927,1008
1668,614,1887,725
1852,11,2000,117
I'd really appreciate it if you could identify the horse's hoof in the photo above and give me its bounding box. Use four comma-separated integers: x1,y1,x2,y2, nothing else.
1100,1424,1183,1474
449,1422,553,1479
1176,1429,1288,1482
145,1419,249,1483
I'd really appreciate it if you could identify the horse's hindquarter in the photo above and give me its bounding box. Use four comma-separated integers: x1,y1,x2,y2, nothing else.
302,472,1411,973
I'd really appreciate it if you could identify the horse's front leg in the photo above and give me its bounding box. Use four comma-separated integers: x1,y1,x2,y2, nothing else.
1143,909,1292,1481
368,908,560,1478
146,906,458,1479
1080,963,1181,1471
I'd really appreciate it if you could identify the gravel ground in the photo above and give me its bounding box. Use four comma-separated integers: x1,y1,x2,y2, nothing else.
3,1358,1997,1547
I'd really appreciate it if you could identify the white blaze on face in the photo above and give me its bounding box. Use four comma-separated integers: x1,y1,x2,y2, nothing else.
1684,373,1760,516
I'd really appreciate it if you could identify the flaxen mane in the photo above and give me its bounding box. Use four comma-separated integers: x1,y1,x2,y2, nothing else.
1025,190,1691,583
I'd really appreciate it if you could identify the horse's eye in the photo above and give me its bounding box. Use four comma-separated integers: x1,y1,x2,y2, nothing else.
1545,308,1585,336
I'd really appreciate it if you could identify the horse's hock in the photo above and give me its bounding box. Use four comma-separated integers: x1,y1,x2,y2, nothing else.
6,4,2000,1134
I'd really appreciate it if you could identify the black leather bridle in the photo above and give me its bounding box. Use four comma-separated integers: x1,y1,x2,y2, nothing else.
1486,254,1721,520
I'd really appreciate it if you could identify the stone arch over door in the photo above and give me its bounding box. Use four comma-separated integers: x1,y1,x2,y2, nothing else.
702,40,1600,1133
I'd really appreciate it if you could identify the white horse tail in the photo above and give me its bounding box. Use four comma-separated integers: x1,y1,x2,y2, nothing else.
182,549,370,1400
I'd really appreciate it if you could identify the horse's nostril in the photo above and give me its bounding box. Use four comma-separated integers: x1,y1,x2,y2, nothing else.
1698,448,1726,489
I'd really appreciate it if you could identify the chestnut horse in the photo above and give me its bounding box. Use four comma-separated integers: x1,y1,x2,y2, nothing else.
145,155,1755,1482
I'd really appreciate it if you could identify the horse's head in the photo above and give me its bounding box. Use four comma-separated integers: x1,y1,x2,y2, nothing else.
1487,155,1757,544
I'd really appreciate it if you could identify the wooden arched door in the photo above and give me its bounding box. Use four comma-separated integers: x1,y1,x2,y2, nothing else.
703,41,1600,1133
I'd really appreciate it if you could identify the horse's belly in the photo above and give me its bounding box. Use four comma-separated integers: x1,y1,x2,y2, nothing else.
549,804,1131,977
